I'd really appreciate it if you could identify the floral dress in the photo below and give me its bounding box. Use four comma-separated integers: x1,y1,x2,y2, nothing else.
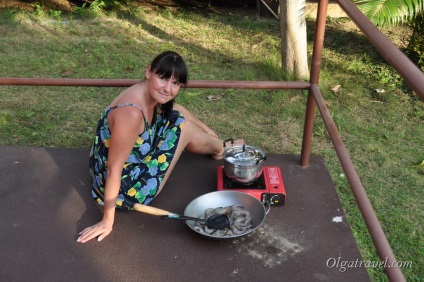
89,103,185,210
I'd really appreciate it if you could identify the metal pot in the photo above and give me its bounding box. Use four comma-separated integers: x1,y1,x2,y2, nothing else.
184,191,267,239
223,140,267,183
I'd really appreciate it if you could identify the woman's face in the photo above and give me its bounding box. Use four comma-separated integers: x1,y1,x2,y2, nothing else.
146,66,181,104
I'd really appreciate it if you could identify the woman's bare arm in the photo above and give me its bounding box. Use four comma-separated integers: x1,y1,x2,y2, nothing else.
77,107,143,243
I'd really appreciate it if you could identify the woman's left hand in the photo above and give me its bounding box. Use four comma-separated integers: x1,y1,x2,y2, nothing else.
77,219,113,243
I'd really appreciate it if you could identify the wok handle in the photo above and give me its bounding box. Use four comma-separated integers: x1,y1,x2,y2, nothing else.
133,203,171,216
160,215,205,221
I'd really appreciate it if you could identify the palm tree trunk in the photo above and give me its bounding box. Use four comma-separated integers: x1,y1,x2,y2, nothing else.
279,0,310,80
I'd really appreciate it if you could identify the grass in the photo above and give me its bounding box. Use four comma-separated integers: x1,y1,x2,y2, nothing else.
0,3,423,281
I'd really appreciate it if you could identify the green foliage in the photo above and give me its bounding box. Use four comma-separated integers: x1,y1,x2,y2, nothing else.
354,0,424,26
72,0,138,17
406,14,424,71
353,0,424,78
0,8,17,21
89,0,107,14
94,0,130,9
33,4,45,17
49,9,62,20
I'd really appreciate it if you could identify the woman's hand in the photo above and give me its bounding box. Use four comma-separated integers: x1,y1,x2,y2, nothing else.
77,219,113,243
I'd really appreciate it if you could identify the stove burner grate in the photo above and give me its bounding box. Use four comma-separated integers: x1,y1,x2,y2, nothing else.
223,173,267,190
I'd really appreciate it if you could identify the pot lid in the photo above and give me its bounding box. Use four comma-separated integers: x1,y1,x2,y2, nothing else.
223,145,266,165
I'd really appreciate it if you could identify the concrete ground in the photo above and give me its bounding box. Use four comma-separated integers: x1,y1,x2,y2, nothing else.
0,146,369,281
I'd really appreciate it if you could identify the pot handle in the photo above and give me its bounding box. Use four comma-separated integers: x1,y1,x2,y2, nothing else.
223,138,234,148
255,156,267,165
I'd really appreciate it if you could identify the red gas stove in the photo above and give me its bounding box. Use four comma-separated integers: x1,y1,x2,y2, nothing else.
217,166,286,206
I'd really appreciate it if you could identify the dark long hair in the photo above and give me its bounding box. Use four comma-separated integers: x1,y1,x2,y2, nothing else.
149,51,188,119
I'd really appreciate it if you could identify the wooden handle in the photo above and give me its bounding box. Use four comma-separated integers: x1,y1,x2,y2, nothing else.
133,203,171,216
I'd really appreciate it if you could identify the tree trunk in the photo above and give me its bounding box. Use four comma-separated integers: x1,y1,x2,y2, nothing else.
279,0,310,80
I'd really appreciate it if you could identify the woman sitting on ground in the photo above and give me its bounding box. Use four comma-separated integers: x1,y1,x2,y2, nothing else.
77,51,241,243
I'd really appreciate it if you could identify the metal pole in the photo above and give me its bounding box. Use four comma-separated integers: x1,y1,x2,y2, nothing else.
300,0,329,167
310,84,405,281
257,0,279,20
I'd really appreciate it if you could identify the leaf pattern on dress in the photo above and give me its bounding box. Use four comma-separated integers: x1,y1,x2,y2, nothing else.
89,104,184,210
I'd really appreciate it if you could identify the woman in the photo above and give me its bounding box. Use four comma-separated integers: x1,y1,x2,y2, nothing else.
77,51,241,243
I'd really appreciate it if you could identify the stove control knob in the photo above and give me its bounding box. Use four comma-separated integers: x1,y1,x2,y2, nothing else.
261,194,268,204
270,194,285,206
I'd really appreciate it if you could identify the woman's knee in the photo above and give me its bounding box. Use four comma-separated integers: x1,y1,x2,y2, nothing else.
179,119,195,140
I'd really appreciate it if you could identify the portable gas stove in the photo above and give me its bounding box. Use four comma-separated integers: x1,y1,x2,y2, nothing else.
217,166,286,206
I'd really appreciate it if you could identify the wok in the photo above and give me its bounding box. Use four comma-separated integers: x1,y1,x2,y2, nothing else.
184,191,267,239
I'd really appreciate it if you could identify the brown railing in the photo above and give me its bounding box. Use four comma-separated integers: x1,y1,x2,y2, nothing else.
1,0,423,280
308,1,422,281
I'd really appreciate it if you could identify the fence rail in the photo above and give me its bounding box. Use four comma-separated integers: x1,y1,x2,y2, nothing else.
0,78,310,89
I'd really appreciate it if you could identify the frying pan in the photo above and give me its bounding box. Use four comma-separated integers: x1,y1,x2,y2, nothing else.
184,191,267,239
